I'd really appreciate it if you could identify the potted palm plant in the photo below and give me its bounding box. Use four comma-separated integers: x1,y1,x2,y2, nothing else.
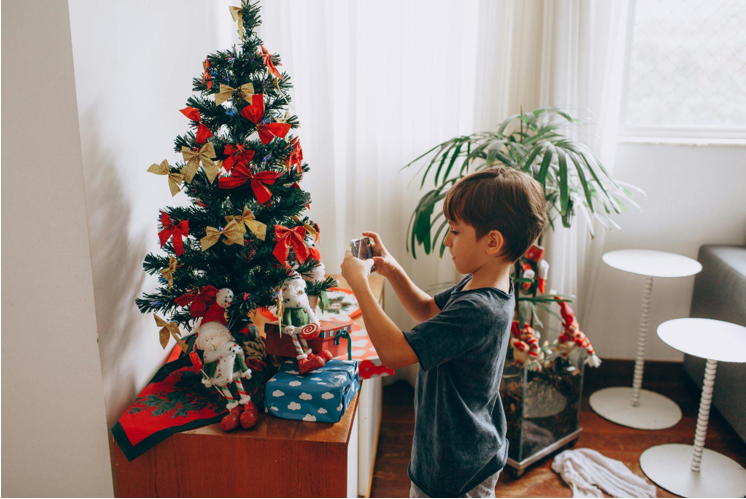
404,108,641,475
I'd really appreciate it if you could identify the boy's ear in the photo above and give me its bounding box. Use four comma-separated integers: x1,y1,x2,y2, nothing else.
486,229,505,257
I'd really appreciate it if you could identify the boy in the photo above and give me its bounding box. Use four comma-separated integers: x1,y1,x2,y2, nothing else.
341,167,547,498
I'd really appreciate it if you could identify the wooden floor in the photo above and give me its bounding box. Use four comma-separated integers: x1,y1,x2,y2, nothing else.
370,360,746,498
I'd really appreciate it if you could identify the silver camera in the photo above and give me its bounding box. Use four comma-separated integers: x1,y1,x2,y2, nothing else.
350,237,376,272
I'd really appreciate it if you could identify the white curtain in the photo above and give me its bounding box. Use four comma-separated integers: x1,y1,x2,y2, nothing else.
213,0,630,345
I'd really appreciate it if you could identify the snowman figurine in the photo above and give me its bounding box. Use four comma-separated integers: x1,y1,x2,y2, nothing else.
280,273,333,374
194,288,258,431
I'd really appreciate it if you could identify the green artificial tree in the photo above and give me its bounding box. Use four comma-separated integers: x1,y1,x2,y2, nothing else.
136,1,335,350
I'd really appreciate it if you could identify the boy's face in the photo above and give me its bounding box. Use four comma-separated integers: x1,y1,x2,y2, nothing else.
444,218,504,274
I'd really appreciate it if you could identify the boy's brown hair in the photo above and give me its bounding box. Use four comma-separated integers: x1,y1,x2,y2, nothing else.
442,167,547,263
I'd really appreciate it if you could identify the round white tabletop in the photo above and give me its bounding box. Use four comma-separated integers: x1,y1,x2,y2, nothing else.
658,318,746,362
602,249,702,278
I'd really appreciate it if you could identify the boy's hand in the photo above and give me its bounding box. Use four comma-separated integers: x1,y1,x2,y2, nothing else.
341,250,374,292
362,231,401,279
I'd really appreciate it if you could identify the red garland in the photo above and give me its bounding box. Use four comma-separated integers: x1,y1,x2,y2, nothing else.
180,106,213,144
158,212,189,256
239,93,292,145
273,225,309,264
217,164,278,205
222,144,255,173
259,45,283,80
175,285,219,318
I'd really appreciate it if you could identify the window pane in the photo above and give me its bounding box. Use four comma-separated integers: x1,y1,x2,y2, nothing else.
625,0,746,129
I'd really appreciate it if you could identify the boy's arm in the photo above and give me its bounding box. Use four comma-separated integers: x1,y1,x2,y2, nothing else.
353,279,420,370
363,231,440,323
341,251,419,369
387,267,441,323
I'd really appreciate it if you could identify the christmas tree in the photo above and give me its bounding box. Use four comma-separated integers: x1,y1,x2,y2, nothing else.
136,1,335,352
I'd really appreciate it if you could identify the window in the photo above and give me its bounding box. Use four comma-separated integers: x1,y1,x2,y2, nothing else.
620,0,746,140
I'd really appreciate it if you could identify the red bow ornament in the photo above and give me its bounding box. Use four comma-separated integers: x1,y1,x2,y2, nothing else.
273,225,309,264
239,93,291,145
259,45,283,80
287,137,303,173
158,211,189,256
180,106,213,144
218,164,278,205
222,144,255,173
175,285,219,318
202,58,212,90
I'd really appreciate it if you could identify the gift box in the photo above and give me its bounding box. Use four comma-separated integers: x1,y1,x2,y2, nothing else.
264,319,353,360
265,359,359,423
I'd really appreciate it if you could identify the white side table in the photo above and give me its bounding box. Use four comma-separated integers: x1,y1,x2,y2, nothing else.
640,318,746,498
589,250,702,429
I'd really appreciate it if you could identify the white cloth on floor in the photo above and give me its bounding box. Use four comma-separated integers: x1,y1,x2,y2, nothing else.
551,448,657,498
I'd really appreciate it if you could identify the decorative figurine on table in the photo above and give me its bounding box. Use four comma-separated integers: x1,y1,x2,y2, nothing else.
554,299,602,367
510,321,544,370
193,288,258,431
279,273,333,374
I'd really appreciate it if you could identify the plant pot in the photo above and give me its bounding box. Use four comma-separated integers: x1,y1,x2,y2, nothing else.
500,350,585,475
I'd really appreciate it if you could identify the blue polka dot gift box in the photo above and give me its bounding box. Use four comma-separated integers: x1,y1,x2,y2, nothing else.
264,359,360,423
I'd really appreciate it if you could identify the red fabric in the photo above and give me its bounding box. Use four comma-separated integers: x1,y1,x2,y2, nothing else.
196,124,212,143
222,144,255,173
239,93,265,124
239,93,291,145
202,58,212,89
257,122,291,145
218,164,277,205
287,137,303,173
180,106,201,122
180,106,213,143
273,225,309,264
201,301,228,326
259,45,283,80
175,285,219,317
158,212,189,256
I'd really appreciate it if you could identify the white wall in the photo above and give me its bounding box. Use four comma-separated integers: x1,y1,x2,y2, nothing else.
583,142,746,361
2,1,113,496
67,0,232,428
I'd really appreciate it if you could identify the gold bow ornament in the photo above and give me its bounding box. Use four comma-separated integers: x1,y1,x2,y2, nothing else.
292,215,317,240
181,143,218,184
155,315,187,352
147,160,184,197
229,6,244,41
226,206,267,241
160,256,178,289
200,219,244,251
215,83,255,106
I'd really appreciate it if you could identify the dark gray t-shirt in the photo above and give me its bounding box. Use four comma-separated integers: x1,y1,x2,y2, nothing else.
403,274,513,497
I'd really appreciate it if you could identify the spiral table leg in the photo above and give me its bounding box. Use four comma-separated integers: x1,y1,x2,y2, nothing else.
631,275,653,407
691,358,717,473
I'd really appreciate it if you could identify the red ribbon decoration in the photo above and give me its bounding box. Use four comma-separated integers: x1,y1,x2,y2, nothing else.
218,163,278,205
175,285,219,318
257,122,291,145
158,212,189,256
180,106,213,144
202,58,212,90
287,137,303,173
273,225,309,264
222,144,255,173
239,93,292,145
259,45,283,80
